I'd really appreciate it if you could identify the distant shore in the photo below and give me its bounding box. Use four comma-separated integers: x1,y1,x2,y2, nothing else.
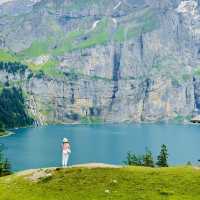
0,119,198,139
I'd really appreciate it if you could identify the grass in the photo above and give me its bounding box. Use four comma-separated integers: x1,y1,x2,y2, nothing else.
52,30,84,56
76,18,109,49
63,0,106,12
0,82,4,94
21,19,109,59
53,18,109,54
28,59,64,78
0,50,19,62
77,31,109,49
172,115,192,123
193,67,200,77
19,39,52,58
19,8,159,61
20,22,109,59
114,9,159,42
0,166,200,200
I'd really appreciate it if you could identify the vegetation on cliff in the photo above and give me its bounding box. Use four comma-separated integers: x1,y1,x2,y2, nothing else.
0,61,27,75
0,121,6,136
0,87,33,129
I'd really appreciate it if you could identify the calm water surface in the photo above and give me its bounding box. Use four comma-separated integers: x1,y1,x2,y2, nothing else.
0,123,200,171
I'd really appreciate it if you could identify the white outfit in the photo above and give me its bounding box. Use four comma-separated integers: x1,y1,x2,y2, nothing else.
62,149,71,166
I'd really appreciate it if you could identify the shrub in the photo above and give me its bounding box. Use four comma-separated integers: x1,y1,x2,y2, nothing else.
125,145,169,167
124,148,154,167
34,70,45,79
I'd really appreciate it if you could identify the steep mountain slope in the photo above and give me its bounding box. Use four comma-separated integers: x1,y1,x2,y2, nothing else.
1,0,200,125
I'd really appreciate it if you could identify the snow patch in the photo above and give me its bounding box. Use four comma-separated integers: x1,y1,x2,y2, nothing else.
176,1,198,16
0,0,41,6
112,18,117,25
30,0,41,3
27,55,49,65
0,0,13,5
34,55,49,65
0,0,41,5
113,1,121,10
91,20,100,31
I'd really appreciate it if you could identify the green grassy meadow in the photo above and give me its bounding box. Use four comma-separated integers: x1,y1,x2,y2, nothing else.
0,166,200,200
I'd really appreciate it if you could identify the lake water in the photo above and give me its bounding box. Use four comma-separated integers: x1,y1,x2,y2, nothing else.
0,123,200,171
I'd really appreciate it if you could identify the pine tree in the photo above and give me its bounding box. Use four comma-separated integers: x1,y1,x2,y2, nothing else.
0,121,5,132
156,144,169,167
143,148,154,167
2,159,11,175
0,148,4,176
124,152,143,166
0,148,11,176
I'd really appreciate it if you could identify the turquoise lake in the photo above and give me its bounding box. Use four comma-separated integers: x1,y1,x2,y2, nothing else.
0,123,200,171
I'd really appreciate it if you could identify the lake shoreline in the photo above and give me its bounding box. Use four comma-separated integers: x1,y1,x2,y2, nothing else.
4,118,198,137
3,119,198,138
1,123,200,171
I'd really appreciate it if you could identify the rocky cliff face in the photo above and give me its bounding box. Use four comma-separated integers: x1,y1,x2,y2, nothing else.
1,0,200,124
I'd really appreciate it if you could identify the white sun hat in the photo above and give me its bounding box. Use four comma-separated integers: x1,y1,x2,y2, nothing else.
63,138,69,143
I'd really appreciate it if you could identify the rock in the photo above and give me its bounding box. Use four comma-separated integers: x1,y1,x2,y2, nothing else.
191,115,200,123
26,169,52,182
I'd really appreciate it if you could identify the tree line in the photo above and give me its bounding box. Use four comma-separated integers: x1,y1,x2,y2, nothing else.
0,61,28,75
124,144,168,167
0,87,33,129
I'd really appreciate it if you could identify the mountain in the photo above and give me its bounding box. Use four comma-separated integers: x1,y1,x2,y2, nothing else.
0,0,200,126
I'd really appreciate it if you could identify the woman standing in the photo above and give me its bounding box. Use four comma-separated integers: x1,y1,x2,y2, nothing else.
62,138,71,167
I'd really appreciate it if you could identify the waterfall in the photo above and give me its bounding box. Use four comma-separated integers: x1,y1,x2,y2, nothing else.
29,95,44,126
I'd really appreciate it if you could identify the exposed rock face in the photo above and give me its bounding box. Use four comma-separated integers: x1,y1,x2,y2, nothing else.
1,0,200,124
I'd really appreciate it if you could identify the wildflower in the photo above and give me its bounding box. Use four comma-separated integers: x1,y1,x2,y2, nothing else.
105,189,110,193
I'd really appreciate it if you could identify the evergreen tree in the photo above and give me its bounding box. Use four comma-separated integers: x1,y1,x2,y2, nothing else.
0,148,4,176
143,148,154,167
0,87,33,128
0,147,11,177
0,121,4,132
156,144,169,167
124,152,143,166
2,159,11,175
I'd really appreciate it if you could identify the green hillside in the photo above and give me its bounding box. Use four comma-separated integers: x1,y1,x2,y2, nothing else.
0,166,200,200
